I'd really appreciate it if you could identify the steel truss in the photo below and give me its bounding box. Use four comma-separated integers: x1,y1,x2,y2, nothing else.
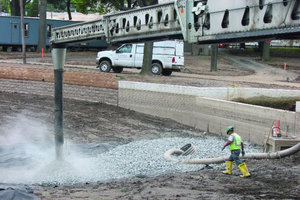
51,0,300,45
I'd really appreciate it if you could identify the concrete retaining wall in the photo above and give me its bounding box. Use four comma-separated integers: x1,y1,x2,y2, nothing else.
119,81,300,100
118,81,300,145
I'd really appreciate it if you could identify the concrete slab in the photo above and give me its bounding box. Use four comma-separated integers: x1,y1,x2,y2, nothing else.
266,136,300,152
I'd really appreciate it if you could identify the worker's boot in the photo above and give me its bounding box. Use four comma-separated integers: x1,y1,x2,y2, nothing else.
238,162,251,178
222,161,233,175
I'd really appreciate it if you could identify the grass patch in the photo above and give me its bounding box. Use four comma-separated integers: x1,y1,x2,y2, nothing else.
271,47,300,53
116,75,125,80
232,96,300,111
227,47,300,58
199,56,211,60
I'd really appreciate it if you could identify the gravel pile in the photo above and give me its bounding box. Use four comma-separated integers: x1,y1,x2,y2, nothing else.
0,136,262,185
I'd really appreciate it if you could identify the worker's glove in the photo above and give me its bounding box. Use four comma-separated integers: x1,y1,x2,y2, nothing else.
221,146,225,151
242,150,245,157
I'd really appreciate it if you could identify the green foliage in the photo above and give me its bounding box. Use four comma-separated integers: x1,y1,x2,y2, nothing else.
233,96,300,111
1,0,11,13
73,0,98,14
72,0,158,14
97,2,112,14
270,47,300,57
47,0,76,12
26,0,39,17
72,0,120,14
116,75,125,79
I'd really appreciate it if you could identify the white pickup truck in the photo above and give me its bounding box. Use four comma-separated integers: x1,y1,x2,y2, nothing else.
96,40,184,76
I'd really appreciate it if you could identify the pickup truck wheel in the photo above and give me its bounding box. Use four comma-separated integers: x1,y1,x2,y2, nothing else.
162,69,172,76
112,67,123,73
151,62,162,75
99,60,111,72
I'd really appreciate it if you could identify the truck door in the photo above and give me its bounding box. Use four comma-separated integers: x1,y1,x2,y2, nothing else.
11,22,20,45
114,44,134,67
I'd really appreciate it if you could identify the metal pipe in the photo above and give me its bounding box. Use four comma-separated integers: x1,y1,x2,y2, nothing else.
52,47,66,160
164,142,300,165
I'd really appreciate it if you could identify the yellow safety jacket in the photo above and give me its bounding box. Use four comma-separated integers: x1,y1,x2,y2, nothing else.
229,133,242,151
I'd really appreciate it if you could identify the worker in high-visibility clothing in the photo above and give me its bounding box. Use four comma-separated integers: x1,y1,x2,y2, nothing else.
221,126,251,177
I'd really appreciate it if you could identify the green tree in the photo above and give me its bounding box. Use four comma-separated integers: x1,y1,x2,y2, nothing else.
10,0,21,16
66,0,72,20
1,0,11,13
48,0,75,20
139,41,154,75
73,0,157,14
26,0,38,17
10,0,32,16
138,0,158,75
5,0,11,12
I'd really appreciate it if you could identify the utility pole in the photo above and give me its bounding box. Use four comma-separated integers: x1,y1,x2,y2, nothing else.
20,0,26,64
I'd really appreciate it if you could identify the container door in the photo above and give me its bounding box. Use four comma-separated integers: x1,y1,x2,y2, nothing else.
11,22,20,44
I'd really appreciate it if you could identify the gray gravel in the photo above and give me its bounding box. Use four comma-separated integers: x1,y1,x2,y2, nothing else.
0,136,262,185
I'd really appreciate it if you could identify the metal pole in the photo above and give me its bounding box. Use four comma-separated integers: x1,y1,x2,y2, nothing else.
52,47,66,160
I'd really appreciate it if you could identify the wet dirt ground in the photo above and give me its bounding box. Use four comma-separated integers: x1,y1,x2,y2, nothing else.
0,51,300,199
0,91,299,200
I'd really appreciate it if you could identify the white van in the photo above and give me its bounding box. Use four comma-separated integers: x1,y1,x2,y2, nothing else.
96,40,184,76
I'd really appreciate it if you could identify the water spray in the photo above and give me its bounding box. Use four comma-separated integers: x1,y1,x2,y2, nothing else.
52,46,66,160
